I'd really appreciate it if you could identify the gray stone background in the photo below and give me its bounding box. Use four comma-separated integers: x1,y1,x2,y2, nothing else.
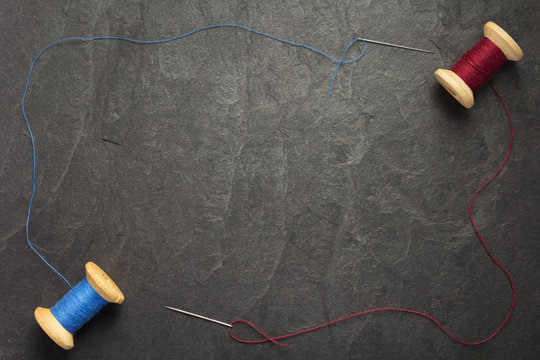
1,0,539,359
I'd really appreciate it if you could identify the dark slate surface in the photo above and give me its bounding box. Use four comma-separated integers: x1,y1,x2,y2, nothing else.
1,1,539,359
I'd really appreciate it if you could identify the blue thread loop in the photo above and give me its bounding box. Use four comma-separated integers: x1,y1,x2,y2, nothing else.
330,39,367,95
50,279,108,333
22,24,367,286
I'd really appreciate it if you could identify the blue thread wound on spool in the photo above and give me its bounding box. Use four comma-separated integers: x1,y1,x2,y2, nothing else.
50,278,108,333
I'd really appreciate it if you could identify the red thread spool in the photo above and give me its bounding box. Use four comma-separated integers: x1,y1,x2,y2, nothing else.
435,22,522,108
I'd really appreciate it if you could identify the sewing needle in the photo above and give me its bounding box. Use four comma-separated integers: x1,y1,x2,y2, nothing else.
164,306,233,328
357,38,434,54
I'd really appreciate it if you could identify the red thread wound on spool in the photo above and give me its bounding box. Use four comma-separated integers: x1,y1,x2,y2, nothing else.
451,37,507,92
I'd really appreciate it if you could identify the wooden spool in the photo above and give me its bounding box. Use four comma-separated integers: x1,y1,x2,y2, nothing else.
435,21,523,108
34,262,124,350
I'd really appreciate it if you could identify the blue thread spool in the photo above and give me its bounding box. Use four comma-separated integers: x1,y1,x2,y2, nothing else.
34,262,124,350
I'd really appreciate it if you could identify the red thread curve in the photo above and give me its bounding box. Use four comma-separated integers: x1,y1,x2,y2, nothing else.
229,82,515,347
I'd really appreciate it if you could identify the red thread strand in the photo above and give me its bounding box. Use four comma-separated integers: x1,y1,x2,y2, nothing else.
229,82,515,347
451,37,507,92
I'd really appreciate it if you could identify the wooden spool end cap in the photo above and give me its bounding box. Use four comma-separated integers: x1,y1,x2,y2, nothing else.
484,21,523,61
34,307,74,350
85,262,124,304
434,69,474,108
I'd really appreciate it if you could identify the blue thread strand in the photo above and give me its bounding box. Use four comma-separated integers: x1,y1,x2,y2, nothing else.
330,39,367,95
50,278,108,333
22,24,367,287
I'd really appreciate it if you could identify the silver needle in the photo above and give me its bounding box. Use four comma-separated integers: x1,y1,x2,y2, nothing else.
164,306,233,328
357,38,434,54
